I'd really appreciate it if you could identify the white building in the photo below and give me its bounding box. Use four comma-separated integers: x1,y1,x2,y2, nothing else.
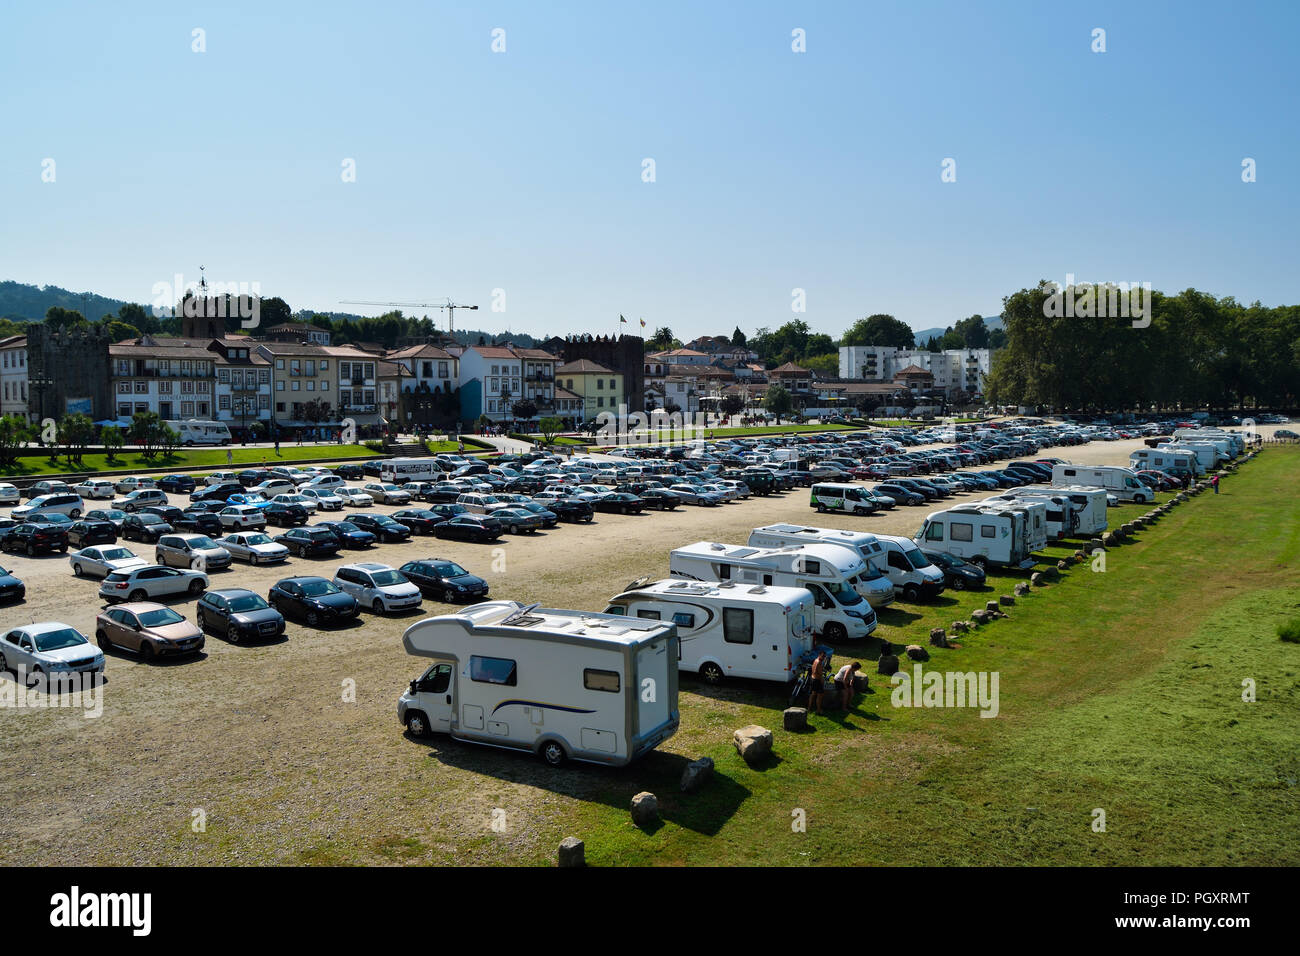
448,344,561,424
0,335,30,422
839,345,990,398
109,339,216,422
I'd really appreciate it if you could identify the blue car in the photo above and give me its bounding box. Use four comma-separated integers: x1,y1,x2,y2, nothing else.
227,493,272,510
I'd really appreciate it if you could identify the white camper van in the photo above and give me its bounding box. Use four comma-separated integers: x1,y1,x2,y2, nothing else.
398,601,679,767
746,524,896,607
669,541,877,641
604,580,815,684
1130,448,1198,478
1157,442,1221,472
978,499,1050,552
1011,485,1108,536
380,457,444,483
809,482,880,515
1173,429,1243,456
869,533,947,600
916,505,1039,569
1051,464,1153,503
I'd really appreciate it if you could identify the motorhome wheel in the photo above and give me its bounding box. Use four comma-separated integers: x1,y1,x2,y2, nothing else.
823,622,847,642
539,740,567,767
700,662,724,684
406,711,431,738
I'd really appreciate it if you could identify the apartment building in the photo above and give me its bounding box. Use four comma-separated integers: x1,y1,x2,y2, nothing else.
210,337,272,437
452,344,561,425
839,345,990,398
0,335,30,422
556,359,624,418
109,338,216,422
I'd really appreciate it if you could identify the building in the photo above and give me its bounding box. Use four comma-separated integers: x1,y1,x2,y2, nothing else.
544,334,645,413
26,323,112,424
264,322,332,346
0,335,30,422
210,337,272,438
254,342,340,432
386,343,459,429
109,337,217,422
449,344,561,426
556,359,625,419
839,345,991,399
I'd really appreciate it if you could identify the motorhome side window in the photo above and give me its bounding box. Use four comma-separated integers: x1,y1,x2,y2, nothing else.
722,607,754,645
671,612,695,628
470,656,517,686
1063,469,1076,476
583,669,620,693
951,523,974,542
636,609,661,620
925,523,943,541
798,559,821,575
421,664,451,693
718,564,731,580
981,526,996,538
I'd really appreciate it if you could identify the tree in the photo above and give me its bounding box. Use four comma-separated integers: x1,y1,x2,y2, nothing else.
0,415,32,467
731,327,747,346
940,329,965,350
104,319,140,342
258,296,293,329
720,394,745,418
511,399,538,422
647,327,678,351
128,411,167,459
57,413,95,465
539,416,563,445
803,352,840,376
842,314,914,349
764,383,794,419
953,314,990,348
45,306,87,330
102,425,124,462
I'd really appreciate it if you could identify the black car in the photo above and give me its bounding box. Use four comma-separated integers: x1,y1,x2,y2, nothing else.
175,511,224,536
274,526,341,558
157,474,197,494
191,482,245,504
634,488,680,511
547,497,595,523
426,503,470,521
141,504,185,525
66,520,118,547
0,565,27,602
196,588,286,643
518,501,558,527
265,502,310,527
121,513,174,543
398,559,489,602
236,469,267,488
268,576,360,626
389,509,444,535
183,500,226,515
347,513,412,543
431,514,503,543
592,493,645,515
335,464,364,480
314,520,376,549
921,549,987,591
1,523,68,555
362,460,385,477
85,509,128,529
874,483,924,506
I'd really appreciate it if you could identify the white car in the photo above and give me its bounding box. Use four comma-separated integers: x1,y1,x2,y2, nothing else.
305,474,346,491
73,479,116,500
113,489,168,512
12,493,86,520
337,487,375,507
298,488,344,511
216,531,289,565
219,505,268,530
332,562,422,614
0,483,19,506
269,467,314,486
363,483,411,505
99,565,209,603
251,479,296,497
272,492,318,514
204,471,240,486
70,545,148,579
0,622,105,685
114,476,158,495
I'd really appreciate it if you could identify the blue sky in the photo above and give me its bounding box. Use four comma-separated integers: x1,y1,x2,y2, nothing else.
2,0,1296,340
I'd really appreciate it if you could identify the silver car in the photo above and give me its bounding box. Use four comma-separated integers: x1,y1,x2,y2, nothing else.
99,565,209,603
0,622,104,686
363,483,411,505
155,533,232,571
70,545,148,578
298,488,344,511
216,531,290,565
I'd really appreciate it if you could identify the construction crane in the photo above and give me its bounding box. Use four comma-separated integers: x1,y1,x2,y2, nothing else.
339,298,479,335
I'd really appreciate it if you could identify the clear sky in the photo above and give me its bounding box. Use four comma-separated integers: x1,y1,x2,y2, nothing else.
2,0,1296,340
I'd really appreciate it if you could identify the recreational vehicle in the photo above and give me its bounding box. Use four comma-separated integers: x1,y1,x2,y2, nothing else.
978,499,1050,552
604,579,815,684
1013,485,1109,536
1158,442,1223,471
398,601,679,767
984,493,1077,540
669,541,877,641
165,420,231,446
868,533,947,600
809,482,880,515
1050,464,1153,503
1172,429,1243,456
1129,448,1198,478
380,457,444,483
915,505,1039,569
746,524,897,607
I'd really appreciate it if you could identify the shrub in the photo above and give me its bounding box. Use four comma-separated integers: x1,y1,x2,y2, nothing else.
1278,619,1300,644
362,440,384,452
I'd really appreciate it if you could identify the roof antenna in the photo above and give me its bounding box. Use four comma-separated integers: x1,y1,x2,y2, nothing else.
500,602,542,625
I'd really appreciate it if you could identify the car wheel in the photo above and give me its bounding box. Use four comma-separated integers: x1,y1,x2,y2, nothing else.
96,629,113,650
69,509,81,519
951,577,966,591
73,563,84,577
305,609,321,627
373,599,386,614
188,579,205,595
700,662,725,684
823,622,848,643
902,584,920,602
129,589,147,602
25,543,35,556
140,642,155,663
406,710,432,738
0,652,7,674
539,740,566,767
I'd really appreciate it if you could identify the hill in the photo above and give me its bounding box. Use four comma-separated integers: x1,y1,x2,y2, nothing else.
0,280,134,323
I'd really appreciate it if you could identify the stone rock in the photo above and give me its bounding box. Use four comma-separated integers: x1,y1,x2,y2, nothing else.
1000,594,1015,606
928,629,948,649
1056,560,1069,571
680,756,715,793
952,619,971,632
1102,532,1117,548
733,726,773,765
1090,537,1105,551
558,836,585,867
986,600,1000,613
631,791,659,825
877,640,892,656
1073,549,1086,561
1014,582,1030,596
852,673,870,692
1031,572,1046,587
971,609,991,624
782,708,807,732
877,654,900,676
905,644,929,661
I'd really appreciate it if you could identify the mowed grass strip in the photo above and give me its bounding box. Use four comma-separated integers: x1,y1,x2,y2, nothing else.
0,444,384,477
545,449,1300,866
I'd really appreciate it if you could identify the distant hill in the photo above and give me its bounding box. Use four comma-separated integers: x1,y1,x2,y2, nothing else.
0,280,135,323
912,316,1002,346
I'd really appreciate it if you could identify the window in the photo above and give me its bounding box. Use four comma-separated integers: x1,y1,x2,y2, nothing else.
276,381,284,391
292,381,300,391
470,655,517,686
951,523,974,542
420,663,451,694
218,395,231,410
635,609,661,620
307,381,315,391
925,522,944,541
718,563,731,580
981,525,996,538
583,668,620,693
723,607,754,644
319,380,330,391
438,361,448,377
259,370,270,383
671,612,695,628
320,360,329,371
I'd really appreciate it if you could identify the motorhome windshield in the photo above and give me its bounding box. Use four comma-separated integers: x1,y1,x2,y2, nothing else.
825,580,863,606
902,545,930,570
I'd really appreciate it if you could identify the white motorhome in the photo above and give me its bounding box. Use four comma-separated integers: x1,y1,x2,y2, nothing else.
984,493,1076,540
916,505,1039,569
669,541,877,642
398,601,679,767
603,579,815,685
165,419,231,446
1130,448,1198,477
380,457,444,483
979,499,1050,552
868,533,947,600
1173,429,1243,456
1051,464,1154,503
1159,441,1224,470
1013,485,1108,535
809,482,880,515
746,524,896,608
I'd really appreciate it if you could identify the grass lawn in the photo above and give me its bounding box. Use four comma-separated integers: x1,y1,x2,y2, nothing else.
540,449,1300,865
0,443,383,477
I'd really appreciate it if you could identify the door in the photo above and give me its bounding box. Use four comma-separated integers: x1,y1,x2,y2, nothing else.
415,662,455,733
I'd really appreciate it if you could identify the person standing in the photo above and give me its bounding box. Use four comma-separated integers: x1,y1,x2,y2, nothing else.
808,650,828,715
226,448,233,467
834,661,862,711
1211,474,1220,494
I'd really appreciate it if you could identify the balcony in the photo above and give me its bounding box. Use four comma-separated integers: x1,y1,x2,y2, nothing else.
350,376,375,387
341,403,377,414
526,371,554,382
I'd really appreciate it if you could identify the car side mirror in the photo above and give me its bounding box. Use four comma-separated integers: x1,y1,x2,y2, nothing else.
410,679,419,694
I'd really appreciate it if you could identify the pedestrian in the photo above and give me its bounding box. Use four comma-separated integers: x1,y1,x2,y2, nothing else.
834,661,862,711
226,448,233,466
1211,474,1220,494
274,436,280,456
808,650,828,715
1181,473,1190,490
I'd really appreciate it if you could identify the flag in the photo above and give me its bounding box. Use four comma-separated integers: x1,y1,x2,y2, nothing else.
640,317,646,328
620,315,628,324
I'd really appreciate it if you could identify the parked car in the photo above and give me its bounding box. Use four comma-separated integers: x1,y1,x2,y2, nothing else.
98,564,208,603
72,479,116,500
204,472,240,486
139,504,184,525
25,480,74,499
113,489,168,512
346,513,412,543
397,558,489,602
592,493,645,515
389,509,444,535
431,514,503,543
265,502,310,528
155,533,233,571
174,510,224,536
114,476,158,495
517,501,559,526
216,531,290,565
268,576,360,626
272,493,318,515
227,493,272,510
84,508,128,529
313,520,376,550
196,588,286,644
0,565,26,602
333,563,423,614
218,505,268,530
337,487,376,507
70,544,147,578
95,603,204,660
298,487,344,511
12,493,85,520
635,488,681,511
250,479,296,497
273,526,342,558
0,622,104,684
1,523,69,555
157,474,197,494
66,520,118,547
546,498,595,523
335,464,364,480
120,513,174,543
0,483,20,506
191,482,245,504
920,549,987,591
491,506,545,533
363,483,412,505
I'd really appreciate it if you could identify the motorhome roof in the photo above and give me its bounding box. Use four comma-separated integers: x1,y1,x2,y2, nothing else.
676,540,865,571
755,523,878,543
415,600,673,646
617,579,812,606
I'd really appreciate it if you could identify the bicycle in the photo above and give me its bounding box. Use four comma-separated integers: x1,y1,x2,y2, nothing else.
790,645,833,705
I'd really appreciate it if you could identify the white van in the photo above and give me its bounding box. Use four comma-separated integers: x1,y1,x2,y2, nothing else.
398,601,679,767
916,506,1038,569
1157,442,1219,472
809,482,880,515
604,579,814,685
866,533,946,601
380,457,444,483
11,493,86,520
1051,464,1153,503
747,524,896,607
669,541,877,642
978,499,1049,552
1172,429,1243,456
1012,485,1109,536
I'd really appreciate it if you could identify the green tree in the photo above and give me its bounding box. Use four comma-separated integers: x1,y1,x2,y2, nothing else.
953,314,990,348
731,326,747,346
57,413,95,465
101,425,124,463
258,296,293,329
0,415,33,467
539,416,563,445
842,314,914,349
940,329,965,350
720,394,745,417
511,399,538,422
128,410,167,459
45,306,87,329
763,383,794,419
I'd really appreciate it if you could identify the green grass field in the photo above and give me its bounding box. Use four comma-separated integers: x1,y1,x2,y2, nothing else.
545,450,1300,865
0,444,383,477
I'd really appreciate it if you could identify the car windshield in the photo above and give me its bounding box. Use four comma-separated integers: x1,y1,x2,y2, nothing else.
141,515,165,525
824,581,863,606
298,579,339,596
370,570,407,587
244,534,272,545
138,607,185,627
34,628,87,651
101,547,133,560
306,530,333,540
189,537,217,549
904,546,932,570
228,594,269,612
432,562,467,577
